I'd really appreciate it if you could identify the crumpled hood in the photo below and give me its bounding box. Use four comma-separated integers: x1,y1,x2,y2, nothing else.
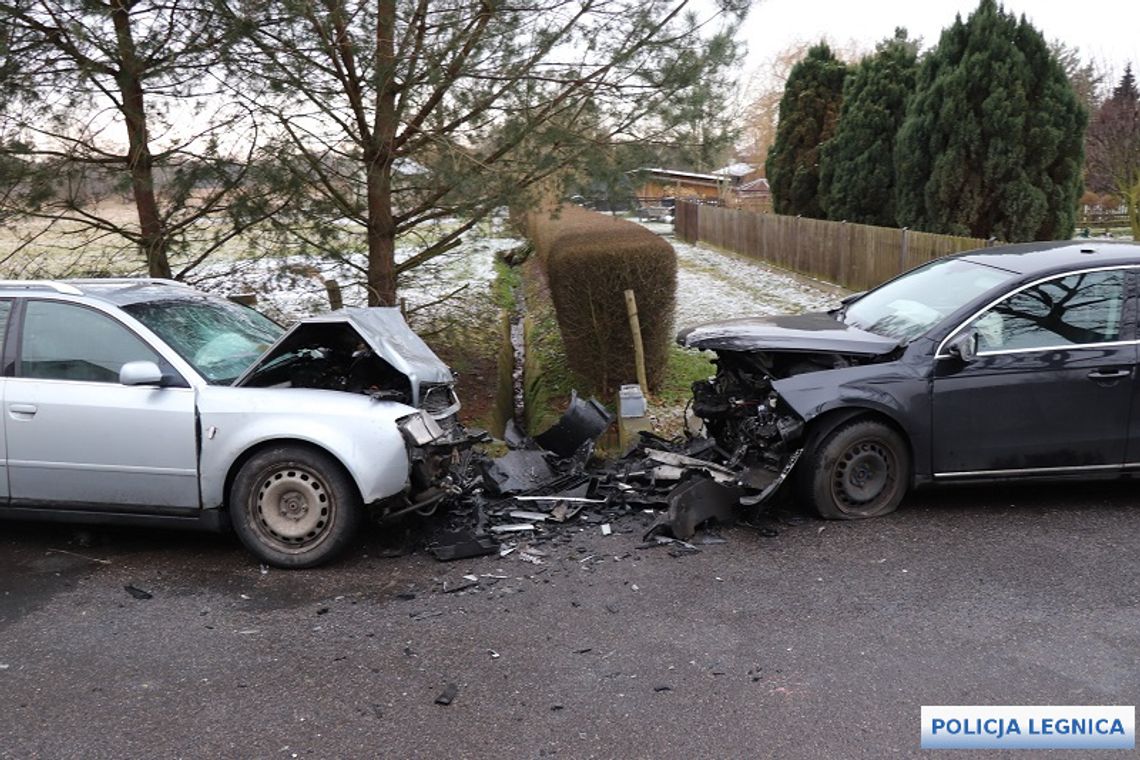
235,307,453,401
677,312,900,356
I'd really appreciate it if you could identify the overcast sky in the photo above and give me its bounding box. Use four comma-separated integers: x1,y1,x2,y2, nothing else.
739,0,1138,83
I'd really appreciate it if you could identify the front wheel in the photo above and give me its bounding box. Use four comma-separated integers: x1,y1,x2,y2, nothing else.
229,445,362,568
797,419,910,519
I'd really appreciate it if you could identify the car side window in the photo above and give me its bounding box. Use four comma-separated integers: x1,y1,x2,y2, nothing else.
19,300,162,383
968,270,1126,353
0,299,11,354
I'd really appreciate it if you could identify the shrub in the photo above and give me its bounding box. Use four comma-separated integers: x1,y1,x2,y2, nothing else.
523,205,677,395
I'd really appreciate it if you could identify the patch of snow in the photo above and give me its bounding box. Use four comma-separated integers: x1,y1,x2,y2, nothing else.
195,224,524,334
637,221,845,329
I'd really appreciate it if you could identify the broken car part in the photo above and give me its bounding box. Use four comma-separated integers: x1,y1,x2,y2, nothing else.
532,392,614,457
645,476,744,540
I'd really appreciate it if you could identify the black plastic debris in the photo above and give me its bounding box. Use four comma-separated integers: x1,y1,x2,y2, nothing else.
503,419,532,450
739,449,802,507
482,450,558,495
429,531,499,561
533,392,613,457
645,476,743,540
435,683,459,705
124,585,152,600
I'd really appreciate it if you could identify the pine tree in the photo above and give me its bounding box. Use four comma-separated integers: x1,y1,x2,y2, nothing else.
0,1,270,279
219,0,746,306
765,43,847,218
894,0,1086,242
818,29,918,226
1113,64,1138,102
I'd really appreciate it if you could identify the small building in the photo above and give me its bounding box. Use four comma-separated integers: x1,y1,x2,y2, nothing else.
730,176,772,213
712,162,763,188
629,164,772,215
630,167,724,206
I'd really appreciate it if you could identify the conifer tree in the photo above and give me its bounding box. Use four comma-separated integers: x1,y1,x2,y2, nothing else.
894,0,1086,242
818,29,918,226
765,43,847,218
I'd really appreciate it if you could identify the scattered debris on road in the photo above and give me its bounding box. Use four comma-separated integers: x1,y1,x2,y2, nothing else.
435,683,459,706
47,548,111,565
398,388,806,564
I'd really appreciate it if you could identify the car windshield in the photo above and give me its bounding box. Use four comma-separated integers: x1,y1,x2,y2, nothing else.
840,258,1018,341
124,297,284,385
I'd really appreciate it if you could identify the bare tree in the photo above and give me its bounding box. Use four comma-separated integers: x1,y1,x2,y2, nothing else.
1087,65,1140,237
0,0,277,278
738,39,863,169
1049,39,1108,114
218,0,746,306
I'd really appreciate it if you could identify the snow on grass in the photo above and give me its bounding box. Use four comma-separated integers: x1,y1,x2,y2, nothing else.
637,221,846,329
194,219,524,334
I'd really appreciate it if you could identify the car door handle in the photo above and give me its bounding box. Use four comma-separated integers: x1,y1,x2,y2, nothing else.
8,403,38,418
1087,369,1132,381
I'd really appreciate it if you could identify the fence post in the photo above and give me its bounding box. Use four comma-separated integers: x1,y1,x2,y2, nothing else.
798,215,807,272
324,279,343,311
899,227,910,273
624,289,649,396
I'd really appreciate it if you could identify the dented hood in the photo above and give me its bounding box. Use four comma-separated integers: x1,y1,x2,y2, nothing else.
677,312,900,355
235,307,453,396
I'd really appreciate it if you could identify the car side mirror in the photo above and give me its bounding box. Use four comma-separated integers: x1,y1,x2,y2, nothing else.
946,331,978,363
120,360,164,386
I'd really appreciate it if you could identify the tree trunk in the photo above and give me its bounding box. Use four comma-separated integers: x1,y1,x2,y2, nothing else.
366,0,398,307
109,0,171,279
366,162,397,306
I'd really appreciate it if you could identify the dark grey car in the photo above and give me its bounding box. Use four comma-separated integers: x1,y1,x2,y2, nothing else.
679,240,1140,519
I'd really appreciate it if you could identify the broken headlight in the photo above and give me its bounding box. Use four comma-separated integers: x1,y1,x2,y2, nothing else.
397,411,445,447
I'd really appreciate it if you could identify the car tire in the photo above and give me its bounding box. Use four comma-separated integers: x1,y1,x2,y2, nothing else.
229,445,362,568
798,419,909,520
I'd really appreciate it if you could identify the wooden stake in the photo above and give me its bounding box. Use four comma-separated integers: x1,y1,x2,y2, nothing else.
324,279,343,311
624,289,649,395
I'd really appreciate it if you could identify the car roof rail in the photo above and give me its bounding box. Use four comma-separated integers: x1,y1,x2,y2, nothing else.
65,277,193,288
0,279,84,295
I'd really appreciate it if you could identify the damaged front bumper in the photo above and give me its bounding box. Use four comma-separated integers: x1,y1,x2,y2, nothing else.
382,411,488,521
688,371,806,497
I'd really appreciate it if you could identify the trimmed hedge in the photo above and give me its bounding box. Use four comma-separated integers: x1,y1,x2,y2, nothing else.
524,205,677,395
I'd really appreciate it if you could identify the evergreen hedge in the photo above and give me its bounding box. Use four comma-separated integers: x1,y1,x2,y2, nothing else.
524,206,676,395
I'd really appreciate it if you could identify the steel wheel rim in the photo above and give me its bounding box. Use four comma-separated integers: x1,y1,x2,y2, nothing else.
831,439,896,513
251,464,333,549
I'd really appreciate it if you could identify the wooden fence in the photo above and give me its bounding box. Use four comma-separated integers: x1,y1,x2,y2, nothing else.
674,202,990,291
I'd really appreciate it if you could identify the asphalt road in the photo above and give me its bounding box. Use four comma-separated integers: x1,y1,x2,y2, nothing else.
2,481,1138,759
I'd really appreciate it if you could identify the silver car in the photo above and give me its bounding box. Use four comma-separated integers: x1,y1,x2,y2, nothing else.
0,278,464,567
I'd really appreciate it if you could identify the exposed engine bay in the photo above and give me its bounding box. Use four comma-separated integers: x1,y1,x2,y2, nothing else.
688,348,884,495
235,308,461,423
241,322,412,396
